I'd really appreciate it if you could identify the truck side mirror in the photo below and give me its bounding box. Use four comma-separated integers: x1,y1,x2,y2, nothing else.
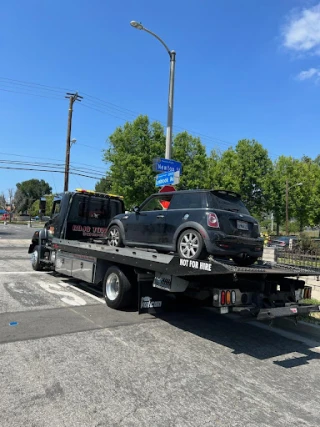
133,206,140,213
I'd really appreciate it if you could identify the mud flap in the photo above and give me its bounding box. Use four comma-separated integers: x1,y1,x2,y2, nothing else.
138,280,173,314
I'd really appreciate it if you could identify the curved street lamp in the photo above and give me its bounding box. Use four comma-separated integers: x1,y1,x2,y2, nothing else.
130,21,176,160
285,180,303,235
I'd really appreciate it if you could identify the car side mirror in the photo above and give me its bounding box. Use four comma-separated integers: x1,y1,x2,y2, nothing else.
133,206,140,213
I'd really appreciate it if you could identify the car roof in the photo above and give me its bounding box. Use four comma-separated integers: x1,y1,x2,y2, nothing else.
151,189,241,198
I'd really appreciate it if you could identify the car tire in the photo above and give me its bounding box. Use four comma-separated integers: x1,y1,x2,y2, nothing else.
232,255,258,267
103,266,133,309
107,225,124,247
177,229,206,260
31,245,43,271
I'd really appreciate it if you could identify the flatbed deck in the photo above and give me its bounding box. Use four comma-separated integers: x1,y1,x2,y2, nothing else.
52,238,320,279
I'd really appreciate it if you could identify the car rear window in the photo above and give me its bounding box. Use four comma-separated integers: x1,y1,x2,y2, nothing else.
169,193,204,209
208,191,250,214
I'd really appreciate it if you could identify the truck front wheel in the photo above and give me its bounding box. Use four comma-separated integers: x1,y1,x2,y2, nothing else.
31,245,43,271
103,266,133,309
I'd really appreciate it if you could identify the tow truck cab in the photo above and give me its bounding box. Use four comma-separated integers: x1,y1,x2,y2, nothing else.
28,189,125,254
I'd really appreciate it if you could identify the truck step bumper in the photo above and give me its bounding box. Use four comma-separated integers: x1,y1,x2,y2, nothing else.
239,304,320,321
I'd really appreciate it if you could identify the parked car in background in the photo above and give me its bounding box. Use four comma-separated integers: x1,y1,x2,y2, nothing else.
1,213,10,221
106,189,263,266
267,236,298,248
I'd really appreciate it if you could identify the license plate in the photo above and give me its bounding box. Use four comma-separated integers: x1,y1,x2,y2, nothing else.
237,220,249,230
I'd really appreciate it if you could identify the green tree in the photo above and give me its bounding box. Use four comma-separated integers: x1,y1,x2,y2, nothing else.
291,158,320,231
264,156,320,233
0,192,6,209
206,140,272,218
206,148,241,191
15,179,52,213
95,177,112,194
172,132,208,190
103,115,165,207
235,139,273,217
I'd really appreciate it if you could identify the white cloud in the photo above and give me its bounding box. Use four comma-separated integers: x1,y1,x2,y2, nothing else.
283,3,320,54
296,67,320,81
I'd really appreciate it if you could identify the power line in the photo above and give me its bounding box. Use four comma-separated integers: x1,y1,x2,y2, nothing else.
0,76,282,159
0,87,63,101
0,160,107,177
0,151,108,171
0,77,238,146
0,165,102,180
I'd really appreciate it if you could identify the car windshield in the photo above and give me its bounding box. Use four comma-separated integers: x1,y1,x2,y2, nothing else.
209,191,250,215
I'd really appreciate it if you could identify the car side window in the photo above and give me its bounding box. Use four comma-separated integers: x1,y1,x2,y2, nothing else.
140,195,172,211
169,193,203,209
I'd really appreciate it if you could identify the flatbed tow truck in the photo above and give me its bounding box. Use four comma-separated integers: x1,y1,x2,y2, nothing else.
28,189,320,320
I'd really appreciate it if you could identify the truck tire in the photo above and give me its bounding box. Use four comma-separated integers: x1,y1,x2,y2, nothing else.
177,229,206,260
103,266,133,309
31,245,43,271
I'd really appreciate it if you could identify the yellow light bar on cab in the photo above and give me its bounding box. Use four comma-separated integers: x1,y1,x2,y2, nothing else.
75,188,124,199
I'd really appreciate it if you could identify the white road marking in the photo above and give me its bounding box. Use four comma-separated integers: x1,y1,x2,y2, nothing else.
38,281,87,306
0,272,49,275
58,281,105,304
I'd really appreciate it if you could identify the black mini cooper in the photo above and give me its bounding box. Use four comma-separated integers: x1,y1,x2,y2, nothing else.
106,189,263,266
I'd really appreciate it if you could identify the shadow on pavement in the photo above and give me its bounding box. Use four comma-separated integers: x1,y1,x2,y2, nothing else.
154,302,320,368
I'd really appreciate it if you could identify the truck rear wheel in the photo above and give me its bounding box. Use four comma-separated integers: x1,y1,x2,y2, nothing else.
103,266,133,309
31,245,43,271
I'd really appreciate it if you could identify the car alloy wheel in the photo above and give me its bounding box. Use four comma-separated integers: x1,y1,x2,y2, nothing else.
177,229,205,260
107,225,123,247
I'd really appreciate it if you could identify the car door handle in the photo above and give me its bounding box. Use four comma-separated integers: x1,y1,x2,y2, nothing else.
156,215,165,219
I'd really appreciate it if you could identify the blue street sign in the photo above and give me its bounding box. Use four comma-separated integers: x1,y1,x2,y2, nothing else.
155,171,180,187
153,158,182,174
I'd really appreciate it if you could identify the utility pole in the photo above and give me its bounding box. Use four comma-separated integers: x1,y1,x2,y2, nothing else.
285,179,289,236
64,92,83,192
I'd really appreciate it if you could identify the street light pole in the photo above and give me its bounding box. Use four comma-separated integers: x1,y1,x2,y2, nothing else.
285,180,303,235
130,21,176,159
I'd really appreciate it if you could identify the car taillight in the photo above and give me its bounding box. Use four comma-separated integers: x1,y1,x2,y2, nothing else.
207,212,219,228
221,291,226,305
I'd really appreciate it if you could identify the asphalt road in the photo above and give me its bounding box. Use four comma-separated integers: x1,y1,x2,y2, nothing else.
0,225,320,427
0,221,38,240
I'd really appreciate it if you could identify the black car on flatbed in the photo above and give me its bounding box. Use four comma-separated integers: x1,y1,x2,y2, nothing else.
107,189,263,266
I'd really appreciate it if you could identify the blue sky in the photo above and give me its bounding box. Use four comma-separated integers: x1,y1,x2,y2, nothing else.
1,0,320,200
